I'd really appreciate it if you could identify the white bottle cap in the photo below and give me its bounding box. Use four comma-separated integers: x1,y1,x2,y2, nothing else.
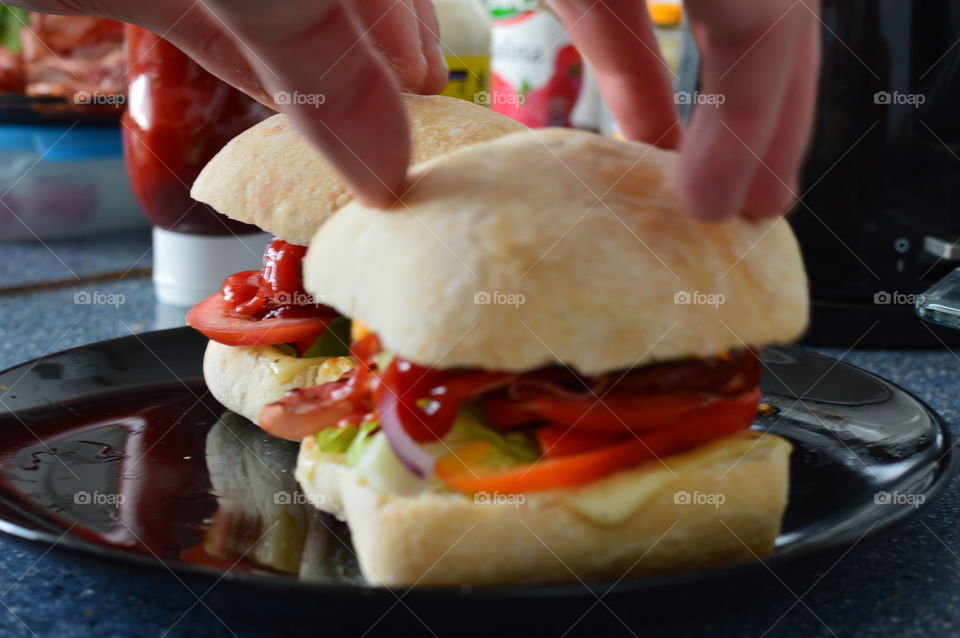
152,227,269,307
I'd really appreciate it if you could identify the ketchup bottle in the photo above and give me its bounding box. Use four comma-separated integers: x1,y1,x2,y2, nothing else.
122,26,272,306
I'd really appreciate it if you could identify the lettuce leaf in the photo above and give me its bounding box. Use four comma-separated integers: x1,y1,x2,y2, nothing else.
311,424,360,454
443,405,540,467
349,409,541,493
300,317,351,358
311,420,377,459
274,317,352,359
344,420,378,465
315,406,539,470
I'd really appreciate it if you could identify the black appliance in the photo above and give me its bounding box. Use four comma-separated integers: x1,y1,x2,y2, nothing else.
793,0,960,347
680,0,960,347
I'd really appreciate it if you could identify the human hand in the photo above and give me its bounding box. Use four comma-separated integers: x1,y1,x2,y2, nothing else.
551,0,821,221
11,0,448,208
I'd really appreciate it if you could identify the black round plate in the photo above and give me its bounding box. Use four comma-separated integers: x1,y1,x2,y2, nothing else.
0,328,953,626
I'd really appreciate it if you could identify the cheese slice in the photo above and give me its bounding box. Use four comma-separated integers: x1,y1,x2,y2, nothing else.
258,347,354,384
560,431,789,525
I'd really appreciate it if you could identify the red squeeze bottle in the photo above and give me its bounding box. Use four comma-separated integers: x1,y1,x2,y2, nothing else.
122,26,272,306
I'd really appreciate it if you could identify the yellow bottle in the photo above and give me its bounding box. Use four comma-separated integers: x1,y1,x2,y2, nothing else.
647,1,683,74
433,0,491,103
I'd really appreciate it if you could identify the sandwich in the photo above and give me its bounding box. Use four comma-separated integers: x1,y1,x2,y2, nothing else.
258,128,809,586
185,95,526,429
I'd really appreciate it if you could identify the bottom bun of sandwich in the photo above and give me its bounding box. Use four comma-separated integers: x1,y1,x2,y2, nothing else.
203,341,353,430
296,429,790,586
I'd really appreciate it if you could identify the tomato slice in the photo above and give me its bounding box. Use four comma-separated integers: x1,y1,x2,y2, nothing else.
188,238,341,347
520,391,711,435
186,293,333,347
436,387,761,493
534,425,624,458
480,349,759,435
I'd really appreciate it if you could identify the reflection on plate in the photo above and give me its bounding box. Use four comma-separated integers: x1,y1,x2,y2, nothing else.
0,328,953,607
202,411,361,583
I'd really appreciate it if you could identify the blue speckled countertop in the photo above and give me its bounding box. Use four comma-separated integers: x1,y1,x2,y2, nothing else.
1,233,959,638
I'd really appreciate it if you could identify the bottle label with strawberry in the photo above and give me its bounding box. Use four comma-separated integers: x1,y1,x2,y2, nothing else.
488,3,583,128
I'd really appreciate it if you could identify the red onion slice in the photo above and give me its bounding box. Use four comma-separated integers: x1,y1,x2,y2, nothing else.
377,388,435,478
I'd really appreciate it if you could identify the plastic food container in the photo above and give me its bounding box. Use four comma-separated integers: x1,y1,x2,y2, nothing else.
0,121,145,241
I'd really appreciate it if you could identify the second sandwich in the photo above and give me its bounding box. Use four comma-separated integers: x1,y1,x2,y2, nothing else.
186,95,526,429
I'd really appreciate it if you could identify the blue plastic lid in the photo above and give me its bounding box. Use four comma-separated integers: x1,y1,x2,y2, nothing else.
0,124,123,162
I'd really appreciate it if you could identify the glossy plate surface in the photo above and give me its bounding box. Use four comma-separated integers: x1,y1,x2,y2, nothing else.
0,328,953,607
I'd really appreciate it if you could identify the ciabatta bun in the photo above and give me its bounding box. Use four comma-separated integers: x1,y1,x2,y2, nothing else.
296,430,792,586
191,95,527,245
203,341,353,427
303,128,809,376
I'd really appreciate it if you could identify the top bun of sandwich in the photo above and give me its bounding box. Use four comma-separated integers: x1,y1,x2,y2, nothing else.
190,94,527,245
304,128,809,376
